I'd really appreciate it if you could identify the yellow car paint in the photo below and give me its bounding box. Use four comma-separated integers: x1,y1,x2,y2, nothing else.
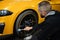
0,0,60,36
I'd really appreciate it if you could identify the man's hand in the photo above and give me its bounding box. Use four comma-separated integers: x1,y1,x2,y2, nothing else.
23,26,33,31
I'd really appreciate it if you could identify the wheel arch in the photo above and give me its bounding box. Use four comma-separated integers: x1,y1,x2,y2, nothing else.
19,9,38,20
13,9,38,34
14,9,38,25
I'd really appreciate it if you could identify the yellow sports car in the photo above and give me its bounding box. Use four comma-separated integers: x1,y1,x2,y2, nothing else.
0,0,60,38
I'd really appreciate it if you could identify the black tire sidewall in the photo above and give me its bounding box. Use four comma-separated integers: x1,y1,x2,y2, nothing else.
14,10,38,37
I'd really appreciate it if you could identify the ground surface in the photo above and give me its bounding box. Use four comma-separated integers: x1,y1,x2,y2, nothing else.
0,35,23,40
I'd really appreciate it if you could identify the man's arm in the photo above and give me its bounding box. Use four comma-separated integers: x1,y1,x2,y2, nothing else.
33,17,59,40
23,16,58,40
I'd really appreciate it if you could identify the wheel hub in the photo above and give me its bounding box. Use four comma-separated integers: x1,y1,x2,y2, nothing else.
17,14,37,38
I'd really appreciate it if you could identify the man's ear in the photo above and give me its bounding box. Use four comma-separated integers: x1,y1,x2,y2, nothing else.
38,7,41,13
40,14,45,18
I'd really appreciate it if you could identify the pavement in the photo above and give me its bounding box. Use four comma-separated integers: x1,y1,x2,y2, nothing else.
0,35,23,40
0,35,32,40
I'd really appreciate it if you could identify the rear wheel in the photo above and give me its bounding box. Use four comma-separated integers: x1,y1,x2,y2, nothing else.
14,10,38,39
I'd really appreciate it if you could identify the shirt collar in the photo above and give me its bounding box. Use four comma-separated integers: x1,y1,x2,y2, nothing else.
45,11,55,17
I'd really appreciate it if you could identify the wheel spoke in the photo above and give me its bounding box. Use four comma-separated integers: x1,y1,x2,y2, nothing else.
17,14,37,38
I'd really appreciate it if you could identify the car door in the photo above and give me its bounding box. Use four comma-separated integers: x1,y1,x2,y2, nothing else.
47,0,60,11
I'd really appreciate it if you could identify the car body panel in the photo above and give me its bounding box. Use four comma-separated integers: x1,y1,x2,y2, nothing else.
0,0,60,36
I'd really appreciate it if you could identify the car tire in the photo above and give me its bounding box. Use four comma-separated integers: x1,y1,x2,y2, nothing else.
14,10,38,38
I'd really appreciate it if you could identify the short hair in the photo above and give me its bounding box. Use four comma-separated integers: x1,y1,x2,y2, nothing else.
38,1,52,12
38,1,50,7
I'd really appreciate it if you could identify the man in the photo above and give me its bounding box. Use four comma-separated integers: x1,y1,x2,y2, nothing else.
23,1,60,40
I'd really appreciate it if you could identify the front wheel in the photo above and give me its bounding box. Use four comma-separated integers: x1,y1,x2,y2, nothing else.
14,10,38,38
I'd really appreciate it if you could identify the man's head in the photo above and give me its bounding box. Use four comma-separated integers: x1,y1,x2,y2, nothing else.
38,1,52,18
